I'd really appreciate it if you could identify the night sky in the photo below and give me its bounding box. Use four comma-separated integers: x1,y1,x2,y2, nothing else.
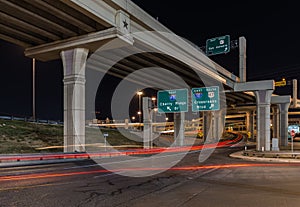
1,1,299,120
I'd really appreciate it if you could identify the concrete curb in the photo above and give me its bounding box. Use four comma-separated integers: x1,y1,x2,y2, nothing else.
0,158,84,167
230,151,300,163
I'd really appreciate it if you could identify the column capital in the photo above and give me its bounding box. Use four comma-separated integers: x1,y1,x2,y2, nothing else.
234,80,274,92
61,48,89,77
271,95,291,105
255,90,273,105
278,102,290,113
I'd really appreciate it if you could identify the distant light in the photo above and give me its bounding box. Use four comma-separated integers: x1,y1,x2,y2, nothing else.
132,116,136,120
151,97,156,101
137,91,143,96
137,111,142,115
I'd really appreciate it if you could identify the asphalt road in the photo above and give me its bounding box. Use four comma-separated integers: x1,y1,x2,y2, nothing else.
1,146,300,207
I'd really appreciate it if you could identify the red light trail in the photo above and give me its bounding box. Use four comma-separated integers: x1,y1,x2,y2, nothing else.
1,162,298,182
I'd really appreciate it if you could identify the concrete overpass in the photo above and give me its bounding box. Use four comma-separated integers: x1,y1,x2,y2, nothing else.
0,0,297,152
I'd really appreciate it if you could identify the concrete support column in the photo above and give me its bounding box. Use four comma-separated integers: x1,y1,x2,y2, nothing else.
272,107,280,138
271,96,291,148
61,48,89,152
234,80,274,150
249,111,255,139
203,111,213,142
278,102,290,147
254,90,273,151
174,112,185,146
212,110,224,140
245,112,250,132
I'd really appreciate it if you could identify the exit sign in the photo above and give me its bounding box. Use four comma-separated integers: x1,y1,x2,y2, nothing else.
157,89,188,113
206,35,230,56
191,86,220,111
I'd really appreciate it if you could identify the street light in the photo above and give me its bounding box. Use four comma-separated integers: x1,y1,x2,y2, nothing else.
137,91,143,124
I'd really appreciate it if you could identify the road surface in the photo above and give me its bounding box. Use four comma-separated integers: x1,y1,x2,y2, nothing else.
1,146,300,207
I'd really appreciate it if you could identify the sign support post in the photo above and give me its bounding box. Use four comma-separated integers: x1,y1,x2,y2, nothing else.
239,36,247,82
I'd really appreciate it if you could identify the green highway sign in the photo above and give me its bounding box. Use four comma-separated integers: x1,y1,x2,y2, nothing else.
157,89,188,113
206,35,230,56
191,86,220,111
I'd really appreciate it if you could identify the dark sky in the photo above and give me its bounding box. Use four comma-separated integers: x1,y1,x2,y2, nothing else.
133,1,300,75
0,40,63,120
1,1,299,120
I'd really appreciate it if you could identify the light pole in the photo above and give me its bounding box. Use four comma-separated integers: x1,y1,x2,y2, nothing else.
32,58,36,121
137,91,143,124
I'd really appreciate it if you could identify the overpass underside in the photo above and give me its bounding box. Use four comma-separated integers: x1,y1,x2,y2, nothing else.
0,0,294,152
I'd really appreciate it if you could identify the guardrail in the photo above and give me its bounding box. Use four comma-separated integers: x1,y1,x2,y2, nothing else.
0,114,63,125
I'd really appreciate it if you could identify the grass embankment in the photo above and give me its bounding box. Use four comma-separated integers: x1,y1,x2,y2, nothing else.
0,119,63,154
0,120,142,154
0,119,239,154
